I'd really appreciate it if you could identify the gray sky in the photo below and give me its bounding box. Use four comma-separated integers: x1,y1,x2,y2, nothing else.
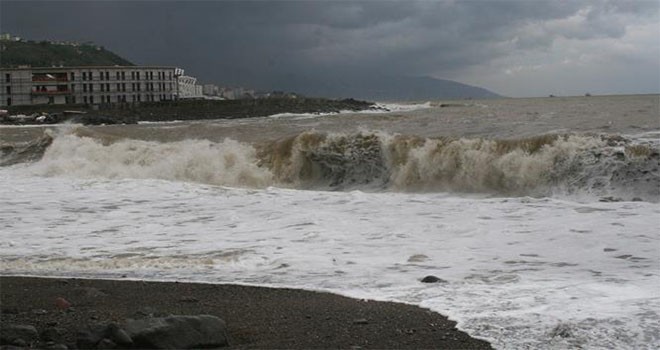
1,0,658,97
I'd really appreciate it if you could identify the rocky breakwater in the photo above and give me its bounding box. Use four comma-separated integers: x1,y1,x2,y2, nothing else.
0,97,377,125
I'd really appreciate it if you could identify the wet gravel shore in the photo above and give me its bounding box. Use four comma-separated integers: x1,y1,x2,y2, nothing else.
0,276,493,349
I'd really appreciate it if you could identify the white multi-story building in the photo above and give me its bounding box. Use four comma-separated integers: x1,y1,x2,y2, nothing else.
177,75,203,99
0,65,181,107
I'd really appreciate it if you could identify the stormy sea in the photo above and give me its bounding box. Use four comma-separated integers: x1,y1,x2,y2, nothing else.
1,94,659,349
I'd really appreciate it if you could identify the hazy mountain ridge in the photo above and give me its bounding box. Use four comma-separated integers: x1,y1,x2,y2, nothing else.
265,73,502,101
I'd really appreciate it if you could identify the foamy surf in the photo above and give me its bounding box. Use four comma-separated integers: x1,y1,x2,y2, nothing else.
1,173,658,349
2,127,658,201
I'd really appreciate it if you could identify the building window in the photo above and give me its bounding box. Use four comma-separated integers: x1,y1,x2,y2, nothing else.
116,83,120,91
83,84,87,92
72,96,76,104
169,72,172,80
5,73,10,83
106,83,110,91
137,95,141,102
70,84,75,92
100,72,104,81
88,71,93,80
6,86,10,94
122,83,126,92
90,96,94,104
116,72,120,80
6,97,11,106
70,72,75,81
82,72,87,81
89,84,94,92
100,84,105,92
121,72,125,80
131,71,135,80
83,96,88,104
106,72,110,80
136,72,140,80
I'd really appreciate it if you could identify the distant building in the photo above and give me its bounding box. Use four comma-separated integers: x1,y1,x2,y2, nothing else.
202,84,218,96
176,71,203,99
0,33,21,42
0,65,181,107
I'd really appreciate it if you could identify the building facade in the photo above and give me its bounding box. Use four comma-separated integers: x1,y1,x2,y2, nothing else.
177,75,203,99
0,66,180,107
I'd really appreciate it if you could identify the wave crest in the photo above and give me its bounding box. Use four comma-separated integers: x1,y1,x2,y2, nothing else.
3,127,658,200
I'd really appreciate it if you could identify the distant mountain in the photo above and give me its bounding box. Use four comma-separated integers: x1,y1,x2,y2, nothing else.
264,73,502,101
0,39,133,68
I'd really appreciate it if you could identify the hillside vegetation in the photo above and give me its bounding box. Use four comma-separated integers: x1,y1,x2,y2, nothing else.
0,40,133,68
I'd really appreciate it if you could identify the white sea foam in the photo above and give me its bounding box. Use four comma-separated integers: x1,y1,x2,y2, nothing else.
26,134,272,188
1,169,658,349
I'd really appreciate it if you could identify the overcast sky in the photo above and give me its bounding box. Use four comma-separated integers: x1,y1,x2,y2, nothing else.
1,0,658,97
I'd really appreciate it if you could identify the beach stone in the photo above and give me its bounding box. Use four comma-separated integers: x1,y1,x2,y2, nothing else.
421,275,447,283
0,324,39,345
55,297,71,310
123,315,228,349
76,322,133,349
41,327,66,342
105,324,132,346
96,338,117,349
77,324,109,349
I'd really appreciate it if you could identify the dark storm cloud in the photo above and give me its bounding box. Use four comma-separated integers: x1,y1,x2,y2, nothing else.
1,0,658,96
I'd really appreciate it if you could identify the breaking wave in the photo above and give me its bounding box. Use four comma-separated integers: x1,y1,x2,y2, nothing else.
2,127,659,201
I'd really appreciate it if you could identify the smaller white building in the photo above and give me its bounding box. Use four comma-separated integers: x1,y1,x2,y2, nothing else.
177,75,203,99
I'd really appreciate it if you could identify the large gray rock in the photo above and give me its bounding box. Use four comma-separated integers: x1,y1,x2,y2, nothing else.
123,315,228,349
0,324,39,345
76,322,133,349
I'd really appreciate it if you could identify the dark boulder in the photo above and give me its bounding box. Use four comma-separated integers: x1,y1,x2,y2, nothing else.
123,315,228,349
0,324,39,346
76,322,132,349
421,275,448,283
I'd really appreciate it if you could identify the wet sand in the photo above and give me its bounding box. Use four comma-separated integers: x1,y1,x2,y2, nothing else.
0,276,493,349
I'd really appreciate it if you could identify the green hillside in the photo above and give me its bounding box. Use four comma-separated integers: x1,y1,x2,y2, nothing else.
0,40,133,68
